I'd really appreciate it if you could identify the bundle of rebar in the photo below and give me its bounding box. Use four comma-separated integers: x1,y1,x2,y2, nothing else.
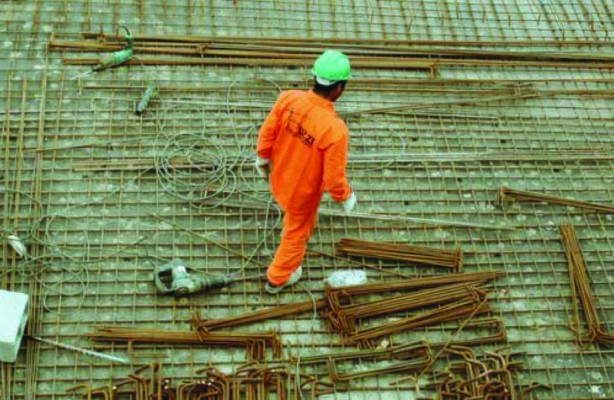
560,224,614,347
323,272,503,347
48,32,614,73
336,237,463,271
349,297,491,348
496,187,614,214
86,326,282,361
326,271,503,310
329,283,486,336
51,32,437,75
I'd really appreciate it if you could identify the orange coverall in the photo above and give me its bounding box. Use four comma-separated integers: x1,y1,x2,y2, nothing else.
257,89,352,286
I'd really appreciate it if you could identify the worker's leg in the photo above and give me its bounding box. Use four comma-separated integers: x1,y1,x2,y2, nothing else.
267,209,318,286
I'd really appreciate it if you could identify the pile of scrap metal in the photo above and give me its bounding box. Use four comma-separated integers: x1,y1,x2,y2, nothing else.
429,346,551,399
292,343,551,398
66,345,551,399
66,362,332,399
74,270,555,398
323,271,504,348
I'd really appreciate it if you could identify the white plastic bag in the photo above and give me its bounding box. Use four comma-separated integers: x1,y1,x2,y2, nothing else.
325,270,367,287
7,235,27,258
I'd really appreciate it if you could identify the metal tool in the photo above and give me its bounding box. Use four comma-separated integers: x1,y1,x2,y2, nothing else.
92,25,133,72
70,26,134,80
29,336,129,364
154,259,255,296
135,83,157,116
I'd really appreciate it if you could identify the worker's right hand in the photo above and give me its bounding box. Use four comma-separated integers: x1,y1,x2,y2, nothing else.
255,157,271,180
341,191,357,215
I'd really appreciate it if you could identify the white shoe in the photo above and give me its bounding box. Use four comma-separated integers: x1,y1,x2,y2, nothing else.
265,266,302,294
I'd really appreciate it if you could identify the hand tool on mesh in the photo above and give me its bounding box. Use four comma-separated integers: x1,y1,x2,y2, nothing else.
153,259,263,296
71,25,133,80
92,25,133,72
135,83,157,116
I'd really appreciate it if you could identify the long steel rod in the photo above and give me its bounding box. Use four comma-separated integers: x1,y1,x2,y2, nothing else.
194,299,327,331
498,187,614,214
78,32,614,47
48,38,614,63
30,336,130,364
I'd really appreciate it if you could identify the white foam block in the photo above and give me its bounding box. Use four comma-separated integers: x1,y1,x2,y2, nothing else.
0,289,29,362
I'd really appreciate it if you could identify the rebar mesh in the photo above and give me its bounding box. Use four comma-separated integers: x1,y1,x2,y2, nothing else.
3,0,614,399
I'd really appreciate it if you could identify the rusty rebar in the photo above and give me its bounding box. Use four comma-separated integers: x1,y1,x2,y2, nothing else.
76,32,612,48
86,326,282,361
330,283,487,337
336,237,463,271
496,186,614,214
62,56,437,73
291,341,430,365
69,363,322,400
192,299,327,332
328,355,431,382
432,318,507,348
431,348,550,399
323,272,502,348
347,297,491,346
560,224,614,347
49,36,614,64
326,271,503,303
49,33,614,72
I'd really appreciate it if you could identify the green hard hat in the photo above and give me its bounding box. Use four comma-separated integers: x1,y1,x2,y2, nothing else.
312,50,351,85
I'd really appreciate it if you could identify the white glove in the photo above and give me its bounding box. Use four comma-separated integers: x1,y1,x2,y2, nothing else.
255,157,271,179
341,192,357,215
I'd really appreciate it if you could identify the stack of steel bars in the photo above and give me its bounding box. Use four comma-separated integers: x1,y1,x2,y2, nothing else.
47,32,614,74
49,32,438,76
560,224,614,347
326,271,503,310
330,283,487,336
336,237,463,271
347,297,491,349
86,326,282,361
325,272,503,348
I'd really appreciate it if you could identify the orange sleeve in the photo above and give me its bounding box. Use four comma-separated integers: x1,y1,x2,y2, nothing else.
257,92,287,159
322,126,352,202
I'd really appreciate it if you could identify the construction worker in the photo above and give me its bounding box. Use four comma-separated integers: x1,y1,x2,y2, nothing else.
255,50,357,294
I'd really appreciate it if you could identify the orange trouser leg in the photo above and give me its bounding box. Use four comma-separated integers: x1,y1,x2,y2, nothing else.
267,209,318,286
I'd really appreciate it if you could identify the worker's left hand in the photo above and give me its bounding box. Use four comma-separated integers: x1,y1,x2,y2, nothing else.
255,157,271,180
341,192,357,214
